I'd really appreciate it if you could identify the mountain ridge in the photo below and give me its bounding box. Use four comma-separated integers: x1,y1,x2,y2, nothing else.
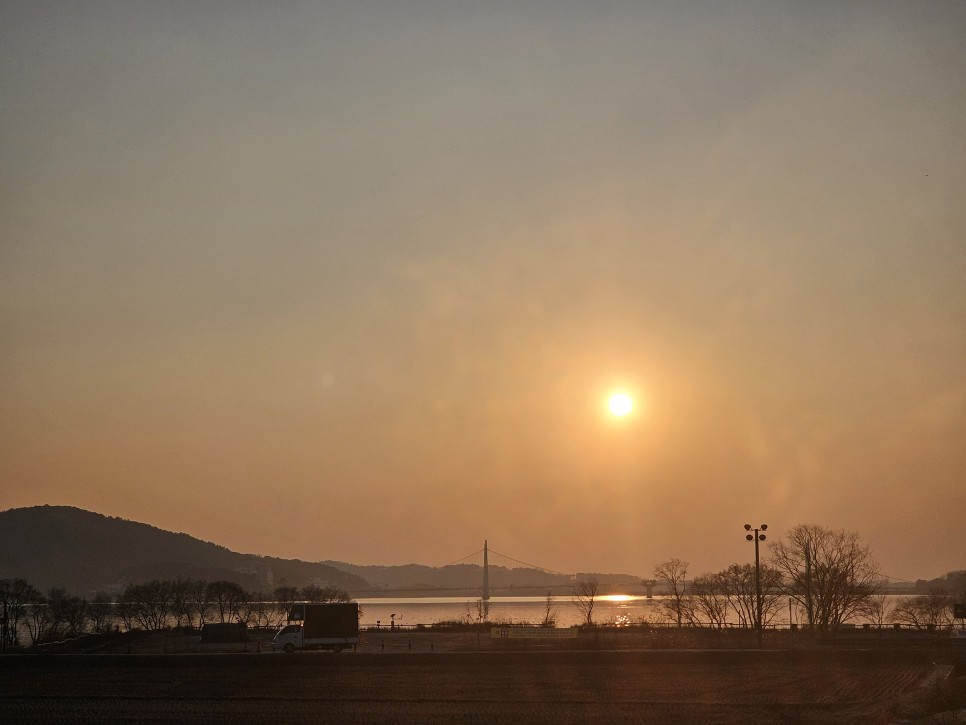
0,505,367,594
0,505,643,596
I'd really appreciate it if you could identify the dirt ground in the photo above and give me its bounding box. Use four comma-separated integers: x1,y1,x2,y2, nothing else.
3,644,965,724
31,623,966,656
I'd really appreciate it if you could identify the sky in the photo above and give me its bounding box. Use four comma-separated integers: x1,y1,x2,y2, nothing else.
2,1,964,583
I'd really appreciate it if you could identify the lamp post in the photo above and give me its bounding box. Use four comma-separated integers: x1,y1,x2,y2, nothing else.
744,523,767,648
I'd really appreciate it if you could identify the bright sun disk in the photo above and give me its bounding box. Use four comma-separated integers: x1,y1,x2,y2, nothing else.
608,393,633,416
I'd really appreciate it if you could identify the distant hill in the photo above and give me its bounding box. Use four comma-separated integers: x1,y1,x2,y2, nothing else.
0,505,645,598
0,506,368,595
326,561,570,594
326,561,642,596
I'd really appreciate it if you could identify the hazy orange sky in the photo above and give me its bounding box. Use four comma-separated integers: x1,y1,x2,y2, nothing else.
2,2,964,582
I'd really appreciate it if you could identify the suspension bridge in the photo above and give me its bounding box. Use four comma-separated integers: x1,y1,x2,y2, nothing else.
350,541,601,598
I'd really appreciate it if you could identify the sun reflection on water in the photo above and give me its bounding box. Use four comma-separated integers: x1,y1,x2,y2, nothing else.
598,594,635,603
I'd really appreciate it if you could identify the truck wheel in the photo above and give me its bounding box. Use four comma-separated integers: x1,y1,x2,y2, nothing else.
283,643,295,653
333,645,343,653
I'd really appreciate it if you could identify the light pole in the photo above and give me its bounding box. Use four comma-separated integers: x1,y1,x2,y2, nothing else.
744,523,767,647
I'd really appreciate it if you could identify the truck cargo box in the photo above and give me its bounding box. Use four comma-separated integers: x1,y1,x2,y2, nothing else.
289,603,359,640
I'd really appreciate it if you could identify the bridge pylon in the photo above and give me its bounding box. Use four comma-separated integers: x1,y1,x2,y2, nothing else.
483,540,490,600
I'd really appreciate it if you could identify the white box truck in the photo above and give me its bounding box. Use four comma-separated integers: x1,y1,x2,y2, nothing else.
273,602,360,653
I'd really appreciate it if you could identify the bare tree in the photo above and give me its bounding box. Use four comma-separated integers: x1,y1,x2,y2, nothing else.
206,581,247,623
44,587,69,641
474,597,490,624
168,579,203,629
769,524,880,630
572,577,600,627
24,589,49,644
717,563,784,630
687,572,728,629
654,559,689,627
46,588,88,638
240,595,279,629
0,578,40,647
119,581,170,631
189,579,210,628
541,592,558,628
859,593,892,628
114,592,137,632
893,589,953,629
88,591,114,634
301,585,351,603
274,586,300,622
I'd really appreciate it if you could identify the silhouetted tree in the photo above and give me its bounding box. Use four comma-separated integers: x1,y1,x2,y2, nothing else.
476,597,490,623
571,577,599,626
46,588,88,638
191,579,211,627
769,524,880,630
301,584,351,603
273,586,300,621
206,580,247,623
88,591,114,634
859,593,892,628
687,572,727,628
893,589,953,629
118,581,170,631
45,588,67,638
717,563,784,630
114,592,137,632
239,594,279,628
654,559,689,627
680,564,784,630
24,589,49,644
168,579,207,629
541,592,557,628
0,578,40,647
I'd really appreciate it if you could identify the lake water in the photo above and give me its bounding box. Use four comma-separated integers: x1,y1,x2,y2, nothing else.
355,594,919,629
356,595,657,629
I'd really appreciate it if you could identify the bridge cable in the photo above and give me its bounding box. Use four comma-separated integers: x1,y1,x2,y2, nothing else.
486,548,573,578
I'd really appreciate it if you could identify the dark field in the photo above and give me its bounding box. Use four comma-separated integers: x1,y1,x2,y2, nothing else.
3,645,965,724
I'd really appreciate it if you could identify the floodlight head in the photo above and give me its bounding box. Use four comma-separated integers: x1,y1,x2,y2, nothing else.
744,524,752,531
746,534,754,541
760,524,768,531
759,534,766,541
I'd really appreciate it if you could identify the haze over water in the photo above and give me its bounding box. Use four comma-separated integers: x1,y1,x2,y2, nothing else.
2,2,965,580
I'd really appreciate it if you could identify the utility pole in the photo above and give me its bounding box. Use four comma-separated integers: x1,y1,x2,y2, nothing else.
745,523,768,648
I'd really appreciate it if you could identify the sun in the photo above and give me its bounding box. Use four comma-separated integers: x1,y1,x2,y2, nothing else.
608,392,633,417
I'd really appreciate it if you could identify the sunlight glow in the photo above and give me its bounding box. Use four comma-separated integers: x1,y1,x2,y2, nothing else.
608,393,633,417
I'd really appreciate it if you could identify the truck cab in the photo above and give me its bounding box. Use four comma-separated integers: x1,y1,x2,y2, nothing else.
272,624,304,653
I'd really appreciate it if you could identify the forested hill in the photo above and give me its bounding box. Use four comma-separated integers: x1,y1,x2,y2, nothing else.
0,505,644,597
324,561,642,596
0,505,367,595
